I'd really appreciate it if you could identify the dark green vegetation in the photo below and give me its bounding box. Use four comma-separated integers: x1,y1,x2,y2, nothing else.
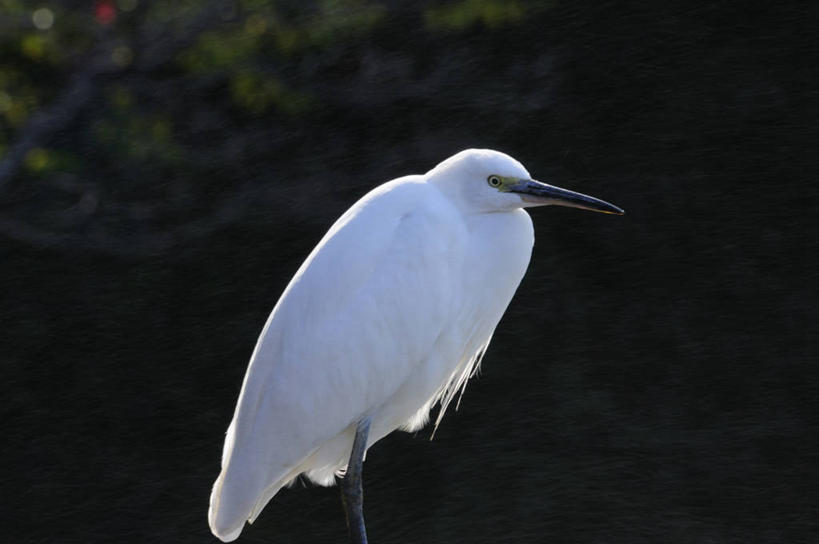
2,1,815,542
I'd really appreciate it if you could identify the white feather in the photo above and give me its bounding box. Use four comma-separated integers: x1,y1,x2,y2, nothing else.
208,150,536,541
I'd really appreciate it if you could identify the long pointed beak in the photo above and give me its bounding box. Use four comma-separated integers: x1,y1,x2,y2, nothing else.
511,179,624,215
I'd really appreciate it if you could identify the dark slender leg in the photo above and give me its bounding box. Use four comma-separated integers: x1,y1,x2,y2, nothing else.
340,417,371,544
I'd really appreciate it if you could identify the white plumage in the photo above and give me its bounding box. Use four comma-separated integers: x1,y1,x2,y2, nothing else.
208,149,622,541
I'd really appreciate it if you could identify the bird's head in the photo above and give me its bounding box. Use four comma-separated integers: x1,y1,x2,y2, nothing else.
427,149,624,215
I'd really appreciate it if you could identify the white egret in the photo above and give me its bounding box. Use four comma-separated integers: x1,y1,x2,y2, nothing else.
208,149,623,542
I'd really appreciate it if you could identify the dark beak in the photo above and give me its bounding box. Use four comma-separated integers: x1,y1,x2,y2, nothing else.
511,179,624,215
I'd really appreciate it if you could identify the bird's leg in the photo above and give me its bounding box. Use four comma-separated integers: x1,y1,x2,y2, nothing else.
340,417,371,544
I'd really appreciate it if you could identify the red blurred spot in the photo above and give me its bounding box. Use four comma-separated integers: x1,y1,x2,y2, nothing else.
95,1,116,25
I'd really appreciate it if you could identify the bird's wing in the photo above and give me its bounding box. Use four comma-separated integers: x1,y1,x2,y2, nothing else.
209,178,466,540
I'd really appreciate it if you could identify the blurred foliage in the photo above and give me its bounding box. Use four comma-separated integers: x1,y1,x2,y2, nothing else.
23,146,80,173
0,0,534,156
424,0,527,31
229,70,312,114
0,0,555,253
0,0,391,141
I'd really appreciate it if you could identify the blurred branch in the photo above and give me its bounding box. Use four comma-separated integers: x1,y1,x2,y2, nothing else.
135,2,228,71
0,50,112,191
0,2,249,256
0,182,256,256
0,13,35,33
0,2,225,191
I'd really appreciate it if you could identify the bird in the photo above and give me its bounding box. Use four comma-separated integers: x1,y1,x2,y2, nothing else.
208,149,623,542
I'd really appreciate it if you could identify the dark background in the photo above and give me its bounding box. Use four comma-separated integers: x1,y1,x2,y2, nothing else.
2,1,816,542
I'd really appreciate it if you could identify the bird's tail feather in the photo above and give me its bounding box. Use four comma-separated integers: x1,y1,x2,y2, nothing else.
209,454,304,541
208,469,246,542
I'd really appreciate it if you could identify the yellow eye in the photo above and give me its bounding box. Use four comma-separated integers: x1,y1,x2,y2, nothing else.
487,175,502,187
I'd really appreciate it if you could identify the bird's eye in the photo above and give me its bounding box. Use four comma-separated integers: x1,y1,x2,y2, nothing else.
487,176,502,187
